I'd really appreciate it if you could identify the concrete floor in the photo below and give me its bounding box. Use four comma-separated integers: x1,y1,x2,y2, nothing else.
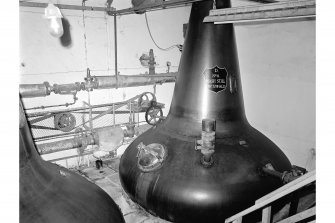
77,158,170,223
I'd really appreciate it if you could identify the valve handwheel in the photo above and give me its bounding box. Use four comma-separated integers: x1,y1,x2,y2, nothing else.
145,103,163,126
54,113,76,132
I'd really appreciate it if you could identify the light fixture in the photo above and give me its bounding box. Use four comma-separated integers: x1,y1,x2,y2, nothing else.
44,3,64,38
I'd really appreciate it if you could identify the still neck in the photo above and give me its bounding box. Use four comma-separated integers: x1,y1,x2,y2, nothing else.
165,0,247,135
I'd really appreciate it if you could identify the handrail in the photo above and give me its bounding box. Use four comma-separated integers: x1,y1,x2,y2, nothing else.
225,170,316,223
255,170,315,204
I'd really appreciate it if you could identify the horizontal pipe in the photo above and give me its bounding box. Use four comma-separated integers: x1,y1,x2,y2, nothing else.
36,126,126,155
262,167,283,179
37,134,95,155
34,121,148,142
94,73,177,89
19,73,177,98
26,91,158,117
53,82,84,95
19,82,51,98
27,101,129,117
47,152,93,163
115,0,205,15
19,1,111,12
20,0,204,15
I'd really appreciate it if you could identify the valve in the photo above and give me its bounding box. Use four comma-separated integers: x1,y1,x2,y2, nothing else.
54,112,76,132
145,101,164,126
195,119,216,168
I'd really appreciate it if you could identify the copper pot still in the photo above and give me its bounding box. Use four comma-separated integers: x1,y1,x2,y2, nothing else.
119,0,291,222
19,100,125,223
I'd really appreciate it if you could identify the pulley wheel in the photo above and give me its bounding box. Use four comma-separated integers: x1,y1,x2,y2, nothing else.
145,105,163,126
54,113,76,132
137,92,156,109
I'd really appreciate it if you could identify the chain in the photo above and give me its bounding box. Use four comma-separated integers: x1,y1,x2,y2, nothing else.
213,0,216,10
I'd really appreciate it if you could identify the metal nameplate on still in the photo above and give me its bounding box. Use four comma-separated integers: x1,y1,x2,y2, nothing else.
203,66,228,93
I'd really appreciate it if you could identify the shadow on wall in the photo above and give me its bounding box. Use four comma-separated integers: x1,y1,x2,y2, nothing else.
60,17,72,48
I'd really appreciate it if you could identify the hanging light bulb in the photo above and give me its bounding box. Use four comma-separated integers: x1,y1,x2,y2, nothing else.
44,3,64,38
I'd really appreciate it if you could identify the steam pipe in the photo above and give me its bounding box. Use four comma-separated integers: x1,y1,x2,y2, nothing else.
19,82,51,98
37,134,95,155
92,74,176,89
37,125,136,155
19,73,177,98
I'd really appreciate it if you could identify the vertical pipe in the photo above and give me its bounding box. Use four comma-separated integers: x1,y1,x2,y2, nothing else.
129,101,132,122
133,104,136,124
113,104,115,127
201,119,216,167
114,13,118,88
88,92,93,131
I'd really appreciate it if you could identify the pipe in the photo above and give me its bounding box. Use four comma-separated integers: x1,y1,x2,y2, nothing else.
19,73,177,98
37,125,133,155
19,1,112,12
262,164,305,184
20,1,205,15
37,134,95,155
149,49,155,75
114,13,118,86
26,91,158,117
19,82,51,98
47,152,93,163
200,119,216,167
115,0,206,15
262,166,283,179
93,73,177,89
53,82,84,95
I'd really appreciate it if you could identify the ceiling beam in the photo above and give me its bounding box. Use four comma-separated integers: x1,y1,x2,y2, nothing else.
204,0,315,24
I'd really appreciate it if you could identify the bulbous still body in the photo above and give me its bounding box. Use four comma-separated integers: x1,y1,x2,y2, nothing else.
119,0,291,222
19,100,125,223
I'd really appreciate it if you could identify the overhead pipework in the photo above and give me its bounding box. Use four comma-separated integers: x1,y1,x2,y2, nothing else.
19,70,177,98
19,0,206,15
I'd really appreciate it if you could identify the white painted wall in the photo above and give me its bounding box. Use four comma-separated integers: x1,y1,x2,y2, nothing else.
235,21,316,170
20,1,315,170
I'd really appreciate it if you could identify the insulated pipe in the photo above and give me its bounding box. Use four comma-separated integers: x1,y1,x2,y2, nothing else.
19,82,51,98
37,134,95,155
19,73,177,98
92,73,177,89
37,126,133,155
